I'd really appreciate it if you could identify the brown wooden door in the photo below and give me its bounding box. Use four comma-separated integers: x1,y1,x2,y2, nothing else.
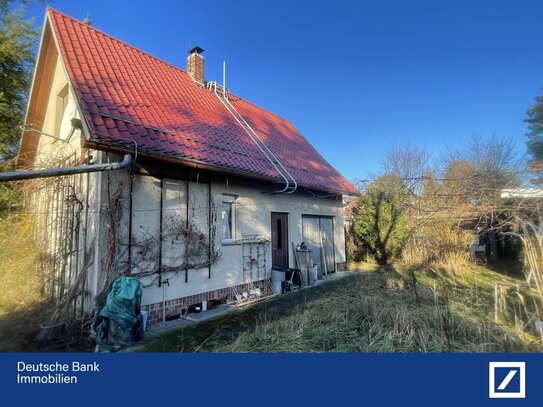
271,212,289,269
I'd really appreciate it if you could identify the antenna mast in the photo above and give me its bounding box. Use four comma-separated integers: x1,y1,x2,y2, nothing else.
223,61,226,99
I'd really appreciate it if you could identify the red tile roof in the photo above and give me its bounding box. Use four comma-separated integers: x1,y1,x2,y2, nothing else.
48,8,358,195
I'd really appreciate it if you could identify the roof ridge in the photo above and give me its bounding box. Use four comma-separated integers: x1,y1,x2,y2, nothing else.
47,7,186,76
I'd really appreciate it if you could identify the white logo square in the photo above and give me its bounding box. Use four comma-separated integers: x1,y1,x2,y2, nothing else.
489,362,525,399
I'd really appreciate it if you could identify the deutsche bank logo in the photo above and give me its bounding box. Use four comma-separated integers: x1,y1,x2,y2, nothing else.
488,362,525,399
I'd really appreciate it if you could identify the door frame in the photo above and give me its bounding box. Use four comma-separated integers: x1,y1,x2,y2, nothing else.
271,211,289,269
301,214,336,273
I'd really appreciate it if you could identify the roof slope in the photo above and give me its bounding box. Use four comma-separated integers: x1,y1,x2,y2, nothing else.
48,8,358,195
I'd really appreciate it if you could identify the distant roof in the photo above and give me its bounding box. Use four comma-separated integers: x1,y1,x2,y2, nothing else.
47,8,358,195
501,188,543,199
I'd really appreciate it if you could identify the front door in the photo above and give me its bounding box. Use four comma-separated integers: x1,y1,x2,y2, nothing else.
271,212,289,269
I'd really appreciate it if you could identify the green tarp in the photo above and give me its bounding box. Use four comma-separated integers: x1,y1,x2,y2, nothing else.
95,277,142,351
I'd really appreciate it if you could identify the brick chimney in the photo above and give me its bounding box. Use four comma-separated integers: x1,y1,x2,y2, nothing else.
187,46,205,86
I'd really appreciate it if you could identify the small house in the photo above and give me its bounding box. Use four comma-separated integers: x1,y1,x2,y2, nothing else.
16,8,358,325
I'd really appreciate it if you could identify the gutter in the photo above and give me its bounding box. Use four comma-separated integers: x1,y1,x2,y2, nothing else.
83,140,282,184
0,154,133,182
85,140,357,195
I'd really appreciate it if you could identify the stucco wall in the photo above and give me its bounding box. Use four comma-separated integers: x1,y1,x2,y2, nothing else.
35,55,83,162
98,169,346,307
30,54,103,302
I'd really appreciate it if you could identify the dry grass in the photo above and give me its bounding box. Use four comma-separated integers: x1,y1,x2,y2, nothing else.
220,270,539,352
144,265,543,353
432,252,472,276
0,213,40,310
401,218,473,270
0,212,51,351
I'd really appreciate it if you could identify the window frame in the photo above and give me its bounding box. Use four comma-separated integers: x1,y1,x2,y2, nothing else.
221,194,237,243
55,83,69,138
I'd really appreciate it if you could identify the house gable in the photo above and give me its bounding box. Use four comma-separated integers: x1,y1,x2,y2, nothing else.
18,15,86,169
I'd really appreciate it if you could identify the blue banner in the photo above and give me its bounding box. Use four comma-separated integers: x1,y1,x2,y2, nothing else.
0,353,541,406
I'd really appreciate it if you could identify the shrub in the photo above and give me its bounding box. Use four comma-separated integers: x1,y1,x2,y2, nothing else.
350,175,409,265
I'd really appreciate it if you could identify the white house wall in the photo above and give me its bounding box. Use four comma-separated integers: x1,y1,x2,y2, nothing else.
35,54,83,163
131,175,161,275
86,168,102,299
131,177,212,306
28,52,103,309
97,168,345,309
217,182,346,275
161,178,188,270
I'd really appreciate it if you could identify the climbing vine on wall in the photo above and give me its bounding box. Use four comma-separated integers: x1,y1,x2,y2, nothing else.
96,174,221,310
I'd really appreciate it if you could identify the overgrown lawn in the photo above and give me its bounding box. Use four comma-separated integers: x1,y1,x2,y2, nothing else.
143,262,543,352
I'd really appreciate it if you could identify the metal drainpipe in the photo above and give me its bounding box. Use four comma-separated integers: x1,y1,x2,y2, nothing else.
0,154,133,182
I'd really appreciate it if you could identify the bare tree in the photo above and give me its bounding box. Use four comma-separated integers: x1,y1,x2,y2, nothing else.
442,133,524,206
382,143,432,196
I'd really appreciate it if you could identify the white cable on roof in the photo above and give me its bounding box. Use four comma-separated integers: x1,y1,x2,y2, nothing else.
207,81,297,194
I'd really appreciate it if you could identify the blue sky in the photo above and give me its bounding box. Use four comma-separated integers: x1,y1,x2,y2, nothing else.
24,0,543,182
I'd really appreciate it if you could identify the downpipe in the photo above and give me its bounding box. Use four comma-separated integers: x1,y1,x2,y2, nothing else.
0,154,133,182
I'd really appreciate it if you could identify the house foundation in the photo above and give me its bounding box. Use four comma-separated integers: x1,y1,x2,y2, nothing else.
142,278,272,325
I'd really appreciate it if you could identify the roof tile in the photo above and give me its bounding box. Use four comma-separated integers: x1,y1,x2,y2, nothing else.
48,7,357,195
